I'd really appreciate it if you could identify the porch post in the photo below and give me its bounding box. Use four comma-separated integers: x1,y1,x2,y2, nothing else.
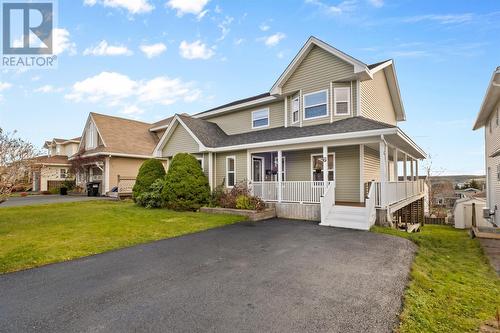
277,150,283,202
208,152,214,190
246,150,251,191
403,153,408,181
415,159,419,180
393,148,399,182
379,140,388,207
323,145,328,189
410,157,414,181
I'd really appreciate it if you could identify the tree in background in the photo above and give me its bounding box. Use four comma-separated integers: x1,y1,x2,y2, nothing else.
0,128,38,203
469,179,480,190
132,159,166,200
162,153,210,211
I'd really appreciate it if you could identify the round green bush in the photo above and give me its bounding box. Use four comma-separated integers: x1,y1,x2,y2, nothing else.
162,153,210,211
133,159,166,200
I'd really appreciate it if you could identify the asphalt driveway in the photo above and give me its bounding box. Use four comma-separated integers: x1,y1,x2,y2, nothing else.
0,194,110,207
0,219,416,333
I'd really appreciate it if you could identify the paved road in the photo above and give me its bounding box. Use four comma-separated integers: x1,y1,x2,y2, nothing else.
0,219,416,333
0,195,110,208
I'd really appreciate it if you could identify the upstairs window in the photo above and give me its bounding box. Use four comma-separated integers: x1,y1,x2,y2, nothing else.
60,169,67,179
303,90,328,120
292,95,300,124
252,109,269,129
85,122,98,150
334,87,351,116
226,156,236,188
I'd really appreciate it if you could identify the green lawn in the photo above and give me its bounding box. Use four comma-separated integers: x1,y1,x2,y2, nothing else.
0,200,244,274
372,225,500,333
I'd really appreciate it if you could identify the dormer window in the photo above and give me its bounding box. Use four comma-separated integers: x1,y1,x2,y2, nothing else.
303,90,328,120
252,108,269,129
85,122,98,150
334,87,351,116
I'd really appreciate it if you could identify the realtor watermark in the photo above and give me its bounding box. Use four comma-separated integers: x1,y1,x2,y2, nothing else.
1,0,57,69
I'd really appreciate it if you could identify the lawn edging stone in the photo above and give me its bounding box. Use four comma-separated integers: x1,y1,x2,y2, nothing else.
200,206,276,221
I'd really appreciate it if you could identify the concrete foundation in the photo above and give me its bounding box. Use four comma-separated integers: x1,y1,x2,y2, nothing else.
376,208,391,227
273,203,321,221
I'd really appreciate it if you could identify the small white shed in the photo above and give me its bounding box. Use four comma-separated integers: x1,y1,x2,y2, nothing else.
453,197,491,229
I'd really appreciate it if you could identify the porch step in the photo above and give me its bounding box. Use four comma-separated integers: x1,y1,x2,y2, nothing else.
320,205,370,230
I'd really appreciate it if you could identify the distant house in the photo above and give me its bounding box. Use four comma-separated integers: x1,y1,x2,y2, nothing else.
32,137,81,192
455,188,483,199
431,182,457,209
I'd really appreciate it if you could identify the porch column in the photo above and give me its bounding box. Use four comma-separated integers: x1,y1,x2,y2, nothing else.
403,153,408,181
415,159,419,180
323,145,328,189
104,156,110,193
208,152,214,190
379,140,388,207
410,157,414,181
277,150,283,203
393,148,399,182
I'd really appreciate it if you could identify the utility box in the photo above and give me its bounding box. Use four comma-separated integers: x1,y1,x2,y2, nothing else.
483,208,493,219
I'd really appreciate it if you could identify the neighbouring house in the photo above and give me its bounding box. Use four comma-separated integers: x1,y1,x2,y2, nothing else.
431,181,458,209
153,36,427,230
71,113,169,196
455,187,483,199
31,137,81,192
473,66,500,226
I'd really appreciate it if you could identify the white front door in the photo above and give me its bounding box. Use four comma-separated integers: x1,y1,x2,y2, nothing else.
252,157,264,182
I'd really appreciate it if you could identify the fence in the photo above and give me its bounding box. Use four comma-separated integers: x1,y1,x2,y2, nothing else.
424,216,447,225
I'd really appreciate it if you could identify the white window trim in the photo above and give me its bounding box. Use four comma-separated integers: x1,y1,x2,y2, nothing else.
310,153,335,182
226,156,236,188
333,86,351,116
273,156,287,181
196,156,204,171
291,95,300,124
251,108,270,129
303,89,329,120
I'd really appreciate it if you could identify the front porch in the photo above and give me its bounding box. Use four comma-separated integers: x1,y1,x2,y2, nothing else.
246,139,426,229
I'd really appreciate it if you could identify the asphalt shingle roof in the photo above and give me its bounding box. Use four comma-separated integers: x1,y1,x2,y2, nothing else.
179,115,395,148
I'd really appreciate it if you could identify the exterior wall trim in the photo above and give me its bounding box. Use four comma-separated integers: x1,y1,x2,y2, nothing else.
153,115,206,156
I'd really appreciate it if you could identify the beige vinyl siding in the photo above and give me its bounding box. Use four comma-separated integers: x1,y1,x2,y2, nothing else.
282,145,360,202
108,157,149,189
364,147,380,183
485,99,500,218
206,101,285,135
162,124,200,157
281,45,357,126
214,150,248,187
360,70,397,125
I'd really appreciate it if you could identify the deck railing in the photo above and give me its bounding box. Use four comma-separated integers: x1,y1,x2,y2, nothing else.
252,181,331,204
374,179,425,208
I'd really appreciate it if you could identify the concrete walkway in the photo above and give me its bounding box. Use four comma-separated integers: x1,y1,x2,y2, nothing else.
479,238,500,275
0,219,416,333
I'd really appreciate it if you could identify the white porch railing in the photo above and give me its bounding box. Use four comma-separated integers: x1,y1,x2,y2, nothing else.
252,181,331,204
374,179,425,208
365,181,377,227
320,181,336,224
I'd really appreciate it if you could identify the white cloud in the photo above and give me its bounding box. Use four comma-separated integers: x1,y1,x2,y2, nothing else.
368,0,383,7
216,16,234,41
35,85,63,93
259,22,270,31
234,38,244,46
121,105,144,115
305,0,357,15
83,40,133,56
140,43,167,58
402,13,474,25
84,0,154,14
0,82,12,92
65,71,201,108
166,0,209,16
259,32,286,47
53,28,77,55
179,40,215,59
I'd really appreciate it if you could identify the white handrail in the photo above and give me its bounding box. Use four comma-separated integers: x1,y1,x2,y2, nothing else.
374,179,425,208
365,181,377,227
253,181,331,204
320,181,335,224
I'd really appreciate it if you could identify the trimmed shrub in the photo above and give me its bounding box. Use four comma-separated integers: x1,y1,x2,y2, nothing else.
133,159,166,200
135,179,165,208
162,153,210,211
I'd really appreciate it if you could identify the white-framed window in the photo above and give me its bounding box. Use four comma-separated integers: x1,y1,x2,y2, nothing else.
196,156,204,171
85,122,97,150
334,87,351,116
226,156,236,188
303,90,328,120
291,95,300,124
56,145,61,155
252,108,269,129
311,153,335,181
272,156,286,181
60,169,67,179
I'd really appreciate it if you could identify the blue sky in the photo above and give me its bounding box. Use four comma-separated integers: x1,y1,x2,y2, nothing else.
1,0,499,175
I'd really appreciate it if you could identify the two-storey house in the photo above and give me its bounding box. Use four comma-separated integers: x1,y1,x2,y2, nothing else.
32,137,81,192
473,66,500,225
153,37,427,230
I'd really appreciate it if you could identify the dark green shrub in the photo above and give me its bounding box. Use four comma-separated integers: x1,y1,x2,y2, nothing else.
162,153,210,211
135,179,165,208
62,179,76,191
133,159,166,200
